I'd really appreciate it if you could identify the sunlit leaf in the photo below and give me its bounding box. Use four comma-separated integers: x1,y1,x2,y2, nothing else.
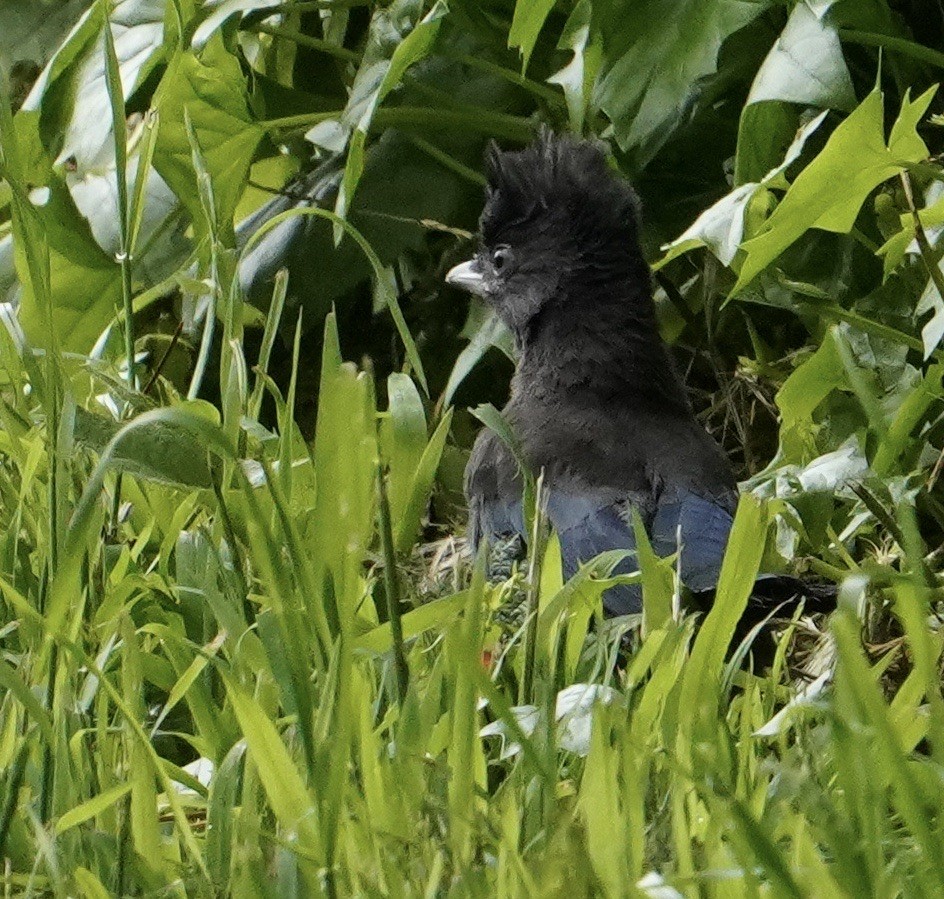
735,87,936,291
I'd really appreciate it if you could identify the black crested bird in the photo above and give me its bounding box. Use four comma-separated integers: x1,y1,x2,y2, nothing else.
447,134,833,619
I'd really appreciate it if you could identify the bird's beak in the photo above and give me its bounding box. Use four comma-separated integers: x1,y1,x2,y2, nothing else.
445,259,486,296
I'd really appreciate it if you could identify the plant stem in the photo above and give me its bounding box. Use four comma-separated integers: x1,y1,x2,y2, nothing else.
840,29,944,70
519,470,548,706
376,462,410,704
264,106,536,142
250,22,360,62
404,133,487,185
447,52,565,107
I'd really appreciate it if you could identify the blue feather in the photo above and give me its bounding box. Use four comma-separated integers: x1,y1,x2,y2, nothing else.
474,484,737,616
650,489,733,593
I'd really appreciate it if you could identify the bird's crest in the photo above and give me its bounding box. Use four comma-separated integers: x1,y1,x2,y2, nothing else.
480,132,640,252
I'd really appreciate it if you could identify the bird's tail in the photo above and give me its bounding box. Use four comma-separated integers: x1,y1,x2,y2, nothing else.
747,574,837,615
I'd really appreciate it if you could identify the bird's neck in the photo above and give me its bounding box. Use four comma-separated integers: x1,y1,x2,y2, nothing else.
513,275,691,414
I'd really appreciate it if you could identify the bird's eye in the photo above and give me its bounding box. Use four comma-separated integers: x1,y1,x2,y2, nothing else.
492,246,512,273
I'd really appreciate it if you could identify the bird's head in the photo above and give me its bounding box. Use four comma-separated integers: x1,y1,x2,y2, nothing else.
446,133,646,337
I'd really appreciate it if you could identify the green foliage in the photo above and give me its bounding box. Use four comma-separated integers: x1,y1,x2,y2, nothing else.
2,0,944,894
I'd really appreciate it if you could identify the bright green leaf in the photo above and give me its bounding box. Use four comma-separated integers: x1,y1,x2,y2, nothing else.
735,86,936,291
153,38,264,237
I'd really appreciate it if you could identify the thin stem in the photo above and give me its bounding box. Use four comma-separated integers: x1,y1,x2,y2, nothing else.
103,2,138,539
519,470,548,706
262,110,344,131
840,29,944,70
0,737,29,856
901,171,944,304
102,3,135,391
250,22,360,62
264,105,535,142
404,133,487,185
247,0,370,14
448,52,565,107
376,462,410,704
39,644,59,823
142,320,184,395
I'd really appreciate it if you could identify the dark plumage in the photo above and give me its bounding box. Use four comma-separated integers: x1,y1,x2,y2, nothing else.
448,134,832,618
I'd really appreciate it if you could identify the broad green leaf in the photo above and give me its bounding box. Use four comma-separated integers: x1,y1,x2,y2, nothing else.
223,676,323,861
17,244,121,352
206,740,248,890
193,0,282,47
579,702,629,895
0,659,55,744
677,494,767,763
10,167,129,351
746,2,855,111
65,144,187,274
447,552,486,867
547,0,599,134
660,111,827,268
877,185,944,277
394,407,454,554
775,336,844,454
734,100,798,186
508,0,555,72
632,509,674,634
121,614,162,865
354,590,466,653
80,401,218,488
596,0,766,158
735,87,936,291
309,312,377,619
71,868,113,899
154,38,264,237
24,0,166,172
381,372,428,526
442,306,514,409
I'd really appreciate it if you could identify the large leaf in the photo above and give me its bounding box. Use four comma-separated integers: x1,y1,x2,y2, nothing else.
547,0,599,135
73,403,217,488
66,145,188,276
442,304,514,408
595,0,766,157
24,0,166,172
746,2,855,110
307,312,378,616
192,0,282,47
734,86,936,291
508,0,555,72
381,372,428,526
153,38,265,237
14,176,123,351
659,111,827,267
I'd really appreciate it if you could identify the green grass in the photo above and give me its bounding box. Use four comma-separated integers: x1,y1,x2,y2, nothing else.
1,281,943,895
3,2,944,894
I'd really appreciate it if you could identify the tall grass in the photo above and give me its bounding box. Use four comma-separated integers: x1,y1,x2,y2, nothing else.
2,19,944,894
1,197,943,894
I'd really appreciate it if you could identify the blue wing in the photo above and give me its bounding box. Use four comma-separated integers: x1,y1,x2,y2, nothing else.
545,486,736,615
545,490,641,616
649,488,734,593
467,428,737,614
473,485,736,616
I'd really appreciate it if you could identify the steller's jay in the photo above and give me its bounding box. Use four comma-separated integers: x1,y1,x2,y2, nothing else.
447,134,833,618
